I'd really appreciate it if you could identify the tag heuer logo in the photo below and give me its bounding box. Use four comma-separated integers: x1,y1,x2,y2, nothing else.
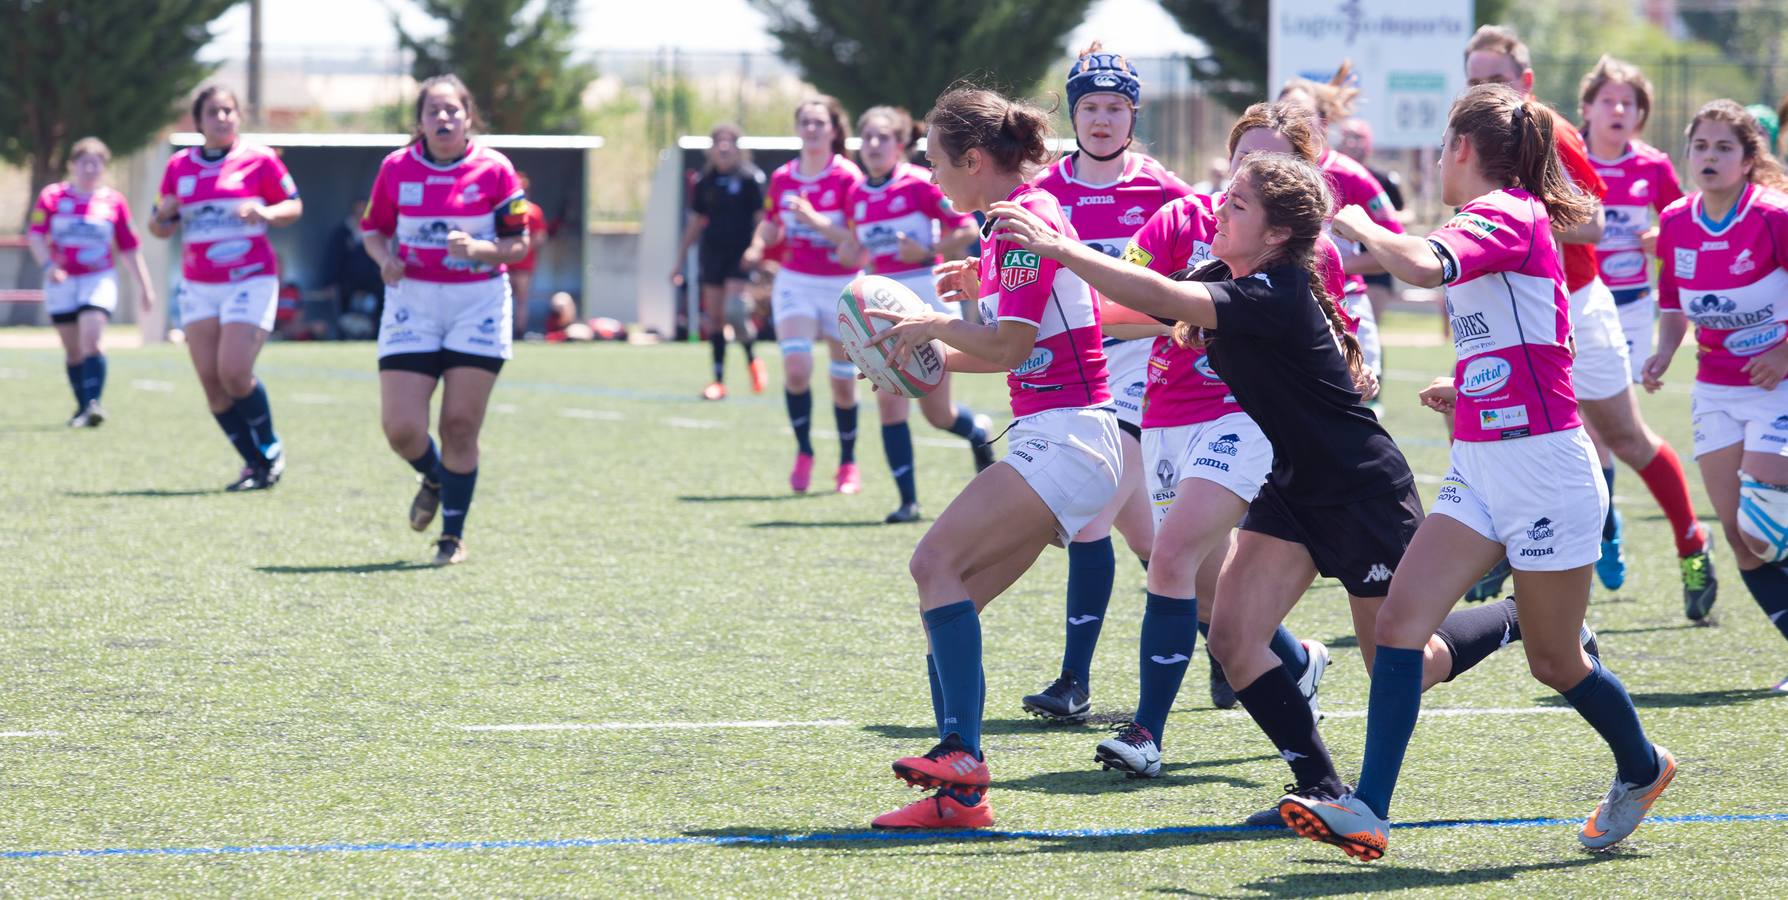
1000,249,1040,291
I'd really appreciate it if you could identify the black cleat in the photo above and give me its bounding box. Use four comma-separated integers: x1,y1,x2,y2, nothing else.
885,502,923,524
1681,546,1717,622
1209,652,1237,710
1021,671,1089,724
1581,623,1600,660
410,477,442,531
1464,558,1511,603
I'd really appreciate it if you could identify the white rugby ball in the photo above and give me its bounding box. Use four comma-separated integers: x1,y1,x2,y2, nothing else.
837,275,947,398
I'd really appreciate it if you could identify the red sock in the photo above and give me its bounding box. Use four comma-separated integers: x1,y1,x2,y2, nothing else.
1638,442,1706,557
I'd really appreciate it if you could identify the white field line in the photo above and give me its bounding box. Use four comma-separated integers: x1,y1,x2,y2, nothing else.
290,392,336,405
131,379,174,392
459,719,851,733
492,403,518,414
0,368,25,379
1230,707,1575,721
0,730,60,738
665,417,724,430
558,407,625,421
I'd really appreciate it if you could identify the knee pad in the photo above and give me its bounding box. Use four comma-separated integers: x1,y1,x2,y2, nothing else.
778,338,812,357
828,359,858,381
1738,472,1788,563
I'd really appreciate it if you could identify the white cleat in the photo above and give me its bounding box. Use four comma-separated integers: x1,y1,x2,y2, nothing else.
1094,722,1162,778
1297,639,1330,720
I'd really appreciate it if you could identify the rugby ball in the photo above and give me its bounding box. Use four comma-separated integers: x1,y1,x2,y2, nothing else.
837,275,947,398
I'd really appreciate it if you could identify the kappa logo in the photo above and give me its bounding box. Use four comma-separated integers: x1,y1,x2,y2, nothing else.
1364,563,1393,583
1528,517,1555,541
1207,433,1240,455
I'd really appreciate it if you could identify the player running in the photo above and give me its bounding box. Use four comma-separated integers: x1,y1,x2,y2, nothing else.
1021,43,1193,724
1644,100,1788,690
1579,55,1687,590
1285,83,1675,860
360,74,530,566
863,86,1118,830
672,123,768,401
1462,27,1716,619
1092,101,1338,788
149,85,302,491
752,97,866,494
842,105,992,523
26,137,155,427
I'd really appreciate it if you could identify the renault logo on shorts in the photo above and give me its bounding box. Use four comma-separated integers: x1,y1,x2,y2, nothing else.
1156,459,1175,489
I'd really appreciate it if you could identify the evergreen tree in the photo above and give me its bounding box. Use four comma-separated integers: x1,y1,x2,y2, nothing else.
749,0,1095,118
0,0,239,200
397,0,596,134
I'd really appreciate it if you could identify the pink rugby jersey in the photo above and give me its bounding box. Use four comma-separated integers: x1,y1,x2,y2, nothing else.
158,144,297,283
1125,193,1348,428
1320,148,1404,296
977,183,1111,417
846,162,974,277
362,141,526,284
1591,140,1685,291
765,154,863,277
1033,152,1194,259
28,183,139,276
1656,184,1788,387
1427,188,1581,442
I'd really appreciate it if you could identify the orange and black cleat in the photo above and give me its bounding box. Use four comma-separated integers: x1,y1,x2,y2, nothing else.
892,734,989,790
871,789,994,829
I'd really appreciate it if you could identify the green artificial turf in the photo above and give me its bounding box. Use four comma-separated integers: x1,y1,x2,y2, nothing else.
1,313,1783,896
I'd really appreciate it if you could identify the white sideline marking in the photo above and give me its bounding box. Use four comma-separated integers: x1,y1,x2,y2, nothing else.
460,719,851,733
1231,707,1574,721
0,368,26,379
131,379,174,392
665,417,724,430
492,403,518,414
559,408,624,421
291,393,335,405
0,731,59,738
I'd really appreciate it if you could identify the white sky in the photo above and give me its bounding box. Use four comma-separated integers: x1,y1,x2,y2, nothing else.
207,0,1206,57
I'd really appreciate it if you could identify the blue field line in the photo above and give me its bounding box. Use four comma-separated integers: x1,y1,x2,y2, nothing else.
5,813,1785,861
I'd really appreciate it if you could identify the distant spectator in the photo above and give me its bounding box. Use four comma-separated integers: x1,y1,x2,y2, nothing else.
508,171,550,337
1336,118,1405,212
324,199,384,337
1189,156,1228,195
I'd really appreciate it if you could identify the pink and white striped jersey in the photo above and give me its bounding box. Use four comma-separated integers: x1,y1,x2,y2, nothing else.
158,143,297,283
1591,140,1685,291
765,154,864,277
1427,188,1582,442
362,141,526,284
1656,183,1788,386
845,162,974,277
1126,193,1348,428
28,183,138,276
1319,148,1404,296
977,183,1111,417
1033,152,1194,260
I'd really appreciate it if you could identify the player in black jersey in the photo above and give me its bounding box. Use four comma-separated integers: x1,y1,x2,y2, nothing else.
673,123,767,400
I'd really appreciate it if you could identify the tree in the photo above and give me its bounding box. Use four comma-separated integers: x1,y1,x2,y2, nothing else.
748,0,1095,119
0,0,239,201
1157,0,1515,111
396,0,596,135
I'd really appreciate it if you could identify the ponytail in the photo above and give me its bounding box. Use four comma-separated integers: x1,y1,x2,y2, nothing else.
1448,85,1594,229
929,83,1054,176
